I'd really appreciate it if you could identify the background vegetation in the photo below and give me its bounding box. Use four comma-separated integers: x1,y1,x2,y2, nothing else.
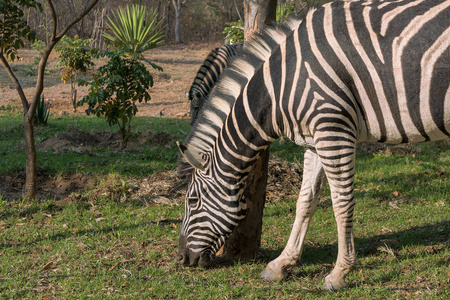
21,0,325,45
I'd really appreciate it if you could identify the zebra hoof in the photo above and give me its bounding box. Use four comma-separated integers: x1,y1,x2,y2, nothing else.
323,275,347,291
260,265,287,282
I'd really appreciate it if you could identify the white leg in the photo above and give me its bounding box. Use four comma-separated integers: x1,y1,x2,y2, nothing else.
261,149,325,281
317,142,357,290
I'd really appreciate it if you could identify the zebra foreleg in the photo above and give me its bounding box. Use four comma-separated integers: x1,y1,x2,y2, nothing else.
317,143,357,290
261,149,325,281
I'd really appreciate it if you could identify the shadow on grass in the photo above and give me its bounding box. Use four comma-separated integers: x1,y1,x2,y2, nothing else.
250,220,448,289
249,220,449,276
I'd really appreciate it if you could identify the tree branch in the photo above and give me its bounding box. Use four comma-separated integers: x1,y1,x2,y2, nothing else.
45,0,58,41
233,0,242,21
0,53,29,113
27,0,101,118
54,0,101,41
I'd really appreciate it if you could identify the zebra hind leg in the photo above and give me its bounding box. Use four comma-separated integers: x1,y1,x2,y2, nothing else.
261,149,325,281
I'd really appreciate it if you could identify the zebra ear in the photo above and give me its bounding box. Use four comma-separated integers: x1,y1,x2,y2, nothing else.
176,141,206,171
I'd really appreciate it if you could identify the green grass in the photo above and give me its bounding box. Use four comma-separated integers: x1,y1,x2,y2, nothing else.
0,115,449,299
0,115,190,176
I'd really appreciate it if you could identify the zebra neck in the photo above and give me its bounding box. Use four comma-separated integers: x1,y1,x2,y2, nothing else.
212,86,279,177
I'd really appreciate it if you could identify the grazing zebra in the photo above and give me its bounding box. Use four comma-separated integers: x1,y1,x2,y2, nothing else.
176,0,450,290
188,43,243,124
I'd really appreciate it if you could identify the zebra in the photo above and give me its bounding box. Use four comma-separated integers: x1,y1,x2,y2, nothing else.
187,43,243,124
176,0,450,290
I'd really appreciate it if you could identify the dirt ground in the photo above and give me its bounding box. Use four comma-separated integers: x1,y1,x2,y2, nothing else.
0,43,220,118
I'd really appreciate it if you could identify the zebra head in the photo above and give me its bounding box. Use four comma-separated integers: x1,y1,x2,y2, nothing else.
176,142,248,267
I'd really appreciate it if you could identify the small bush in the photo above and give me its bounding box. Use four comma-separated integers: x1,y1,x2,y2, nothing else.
223,20,244,45
55,36,95,112
77,50,161,148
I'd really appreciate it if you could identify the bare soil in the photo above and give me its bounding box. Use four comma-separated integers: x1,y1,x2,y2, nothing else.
0,43,218,117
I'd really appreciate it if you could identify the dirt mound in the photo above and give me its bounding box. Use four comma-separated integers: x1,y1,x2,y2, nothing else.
133,131,176,147
0,172,96,201
267,157,303,202
38,127,121,154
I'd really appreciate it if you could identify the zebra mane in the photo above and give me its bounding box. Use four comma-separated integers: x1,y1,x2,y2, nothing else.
178,17,303,177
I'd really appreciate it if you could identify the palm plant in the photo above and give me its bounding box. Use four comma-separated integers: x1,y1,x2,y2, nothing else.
103,4,165,55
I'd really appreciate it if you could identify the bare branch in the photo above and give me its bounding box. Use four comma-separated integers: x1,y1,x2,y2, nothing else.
0,54,29,112
28,0,101,116
54,0,101,41
45,0,58,41
234,0,242,21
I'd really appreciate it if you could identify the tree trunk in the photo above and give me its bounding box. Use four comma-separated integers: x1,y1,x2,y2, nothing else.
174,9,181,43
220,0,277,260
172,0,186,44
221,148,270,258
24,114,37,199
71,78,77,112
23,43,54,198
243,0,277,40
22,0,101,199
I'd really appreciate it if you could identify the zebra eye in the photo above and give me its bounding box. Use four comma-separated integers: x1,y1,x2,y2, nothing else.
188,197,199,208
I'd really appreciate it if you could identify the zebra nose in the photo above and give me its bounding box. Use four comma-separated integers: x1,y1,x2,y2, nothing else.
177,252,189,265
177,233,191,266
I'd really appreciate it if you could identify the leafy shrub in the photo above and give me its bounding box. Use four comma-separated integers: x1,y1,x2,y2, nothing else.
223,20,244,45
0,0,41,62
31,39,45,63
277,1,296,24
77,50,162,148
55,36,95,112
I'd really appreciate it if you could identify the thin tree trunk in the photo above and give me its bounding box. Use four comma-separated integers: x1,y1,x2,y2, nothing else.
174,9,181,43
243,0,277,40
71,78,77,112
24,43,54,198
21,0,100,199
220,0,277,260
172,0,186,44
24,115,37,199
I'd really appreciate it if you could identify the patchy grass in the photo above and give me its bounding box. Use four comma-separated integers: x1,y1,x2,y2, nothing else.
0,115,190,176
0,115,449,299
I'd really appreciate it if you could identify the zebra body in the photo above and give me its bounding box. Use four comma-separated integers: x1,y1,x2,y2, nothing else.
188,43,243,124
177,0,450,290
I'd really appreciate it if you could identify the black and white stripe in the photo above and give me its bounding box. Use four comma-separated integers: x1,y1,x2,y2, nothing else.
177,0,449,288
188,43,243,124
